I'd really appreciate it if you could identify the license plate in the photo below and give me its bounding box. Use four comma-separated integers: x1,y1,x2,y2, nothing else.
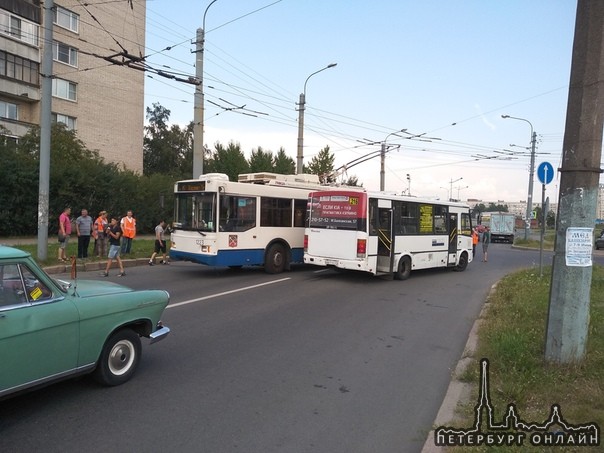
325,259,338,266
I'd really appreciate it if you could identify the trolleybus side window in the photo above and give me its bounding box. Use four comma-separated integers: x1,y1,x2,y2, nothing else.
261,197,292,227
220,195,256,232
294,199,306,227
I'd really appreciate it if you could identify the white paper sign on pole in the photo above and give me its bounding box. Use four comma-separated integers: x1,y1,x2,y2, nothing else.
565,227,593,267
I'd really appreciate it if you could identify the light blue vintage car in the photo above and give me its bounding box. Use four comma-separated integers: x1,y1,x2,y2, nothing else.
0,246,170,398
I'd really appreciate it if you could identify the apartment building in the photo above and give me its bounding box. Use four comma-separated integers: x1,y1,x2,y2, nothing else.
0,0,145,172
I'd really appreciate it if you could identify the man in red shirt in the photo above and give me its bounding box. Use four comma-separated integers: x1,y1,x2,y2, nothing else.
58,207,72,262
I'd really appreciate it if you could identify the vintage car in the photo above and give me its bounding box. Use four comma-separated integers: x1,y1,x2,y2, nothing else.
0,245,170,398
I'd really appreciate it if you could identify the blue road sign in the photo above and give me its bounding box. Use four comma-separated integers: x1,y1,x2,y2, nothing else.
537,161,554,185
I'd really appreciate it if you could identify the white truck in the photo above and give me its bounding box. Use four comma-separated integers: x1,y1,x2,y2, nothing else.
480,212,515,243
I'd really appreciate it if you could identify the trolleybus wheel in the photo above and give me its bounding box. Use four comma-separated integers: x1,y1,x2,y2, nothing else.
265,243,286,274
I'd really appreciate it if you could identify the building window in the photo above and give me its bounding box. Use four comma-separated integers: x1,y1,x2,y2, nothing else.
9,16,21,39
0,51,39,85
54,6,79,33
0,101,18,120
52,113,77,130
0,11,39,46
53,41,78,67
52,78,77,101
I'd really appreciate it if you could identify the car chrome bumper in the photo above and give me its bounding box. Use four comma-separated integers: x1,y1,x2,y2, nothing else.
149,324,170,344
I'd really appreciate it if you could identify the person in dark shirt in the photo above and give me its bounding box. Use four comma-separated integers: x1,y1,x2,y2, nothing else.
101,217,126,277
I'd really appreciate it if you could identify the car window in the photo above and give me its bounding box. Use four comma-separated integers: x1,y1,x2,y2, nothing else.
20,265,53,302
0,264,53,307
0,264,28,307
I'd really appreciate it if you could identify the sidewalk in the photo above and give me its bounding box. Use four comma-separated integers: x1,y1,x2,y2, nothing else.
0,235,157,275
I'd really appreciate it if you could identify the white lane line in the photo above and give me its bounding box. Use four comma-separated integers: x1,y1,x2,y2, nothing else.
167,277,291,309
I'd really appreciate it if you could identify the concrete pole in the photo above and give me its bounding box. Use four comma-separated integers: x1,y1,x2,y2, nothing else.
545,0,604,363
192,27,204,179
37,0,54,261
296,92,305,174
192,1,219,179
295,63,337,175
525,131,537,240
380,141,385,191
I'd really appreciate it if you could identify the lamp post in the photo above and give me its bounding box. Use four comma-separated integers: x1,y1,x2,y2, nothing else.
193,0,220,179
448,177,463,202
501,114,537,240
380,129,406,190
296,63,337,174
456,185,469,201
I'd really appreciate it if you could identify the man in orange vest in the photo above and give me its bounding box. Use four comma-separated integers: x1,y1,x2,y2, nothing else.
472,227,479,258
95,210,108,257
120,210,136,254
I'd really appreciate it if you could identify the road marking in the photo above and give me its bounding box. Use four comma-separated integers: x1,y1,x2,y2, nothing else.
167,277,291,309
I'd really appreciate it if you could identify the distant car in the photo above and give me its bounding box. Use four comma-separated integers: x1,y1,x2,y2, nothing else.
0,246,170,398
596,232,604,250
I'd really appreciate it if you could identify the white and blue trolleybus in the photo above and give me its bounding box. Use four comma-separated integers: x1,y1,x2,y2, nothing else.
170,172,330,273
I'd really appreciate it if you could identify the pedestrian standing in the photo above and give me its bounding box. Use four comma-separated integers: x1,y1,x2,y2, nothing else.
482,227,491,262
76,208,94,259
120,210,136,254
472,228,479,258
58,206,72,262
102,217,126,277
149,220,169,265
94,211,108,257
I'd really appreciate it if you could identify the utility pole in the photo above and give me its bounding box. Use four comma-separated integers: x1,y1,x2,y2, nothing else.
192,27,204,179
193,0,219,179
545,0,604,363
527,131,537,240
37,0,54,260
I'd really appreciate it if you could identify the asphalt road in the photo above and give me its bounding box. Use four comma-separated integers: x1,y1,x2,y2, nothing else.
0,244,597,453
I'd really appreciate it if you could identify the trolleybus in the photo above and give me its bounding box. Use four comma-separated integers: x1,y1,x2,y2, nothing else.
304,189,473,279
170,172,330,273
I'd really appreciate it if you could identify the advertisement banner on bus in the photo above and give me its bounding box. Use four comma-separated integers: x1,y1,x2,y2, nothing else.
309,192,366,230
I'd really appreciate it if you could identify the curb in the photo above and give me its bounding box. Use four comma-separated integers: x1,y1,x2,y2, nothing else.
421,282,498,453
44,258,153,275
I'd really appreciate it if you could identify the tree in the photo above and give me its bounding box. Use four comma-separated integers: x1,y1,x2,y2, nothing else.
248,146,274,173
144,103,193,178
273,147,296,174
305,145,335,183
205,141,250,181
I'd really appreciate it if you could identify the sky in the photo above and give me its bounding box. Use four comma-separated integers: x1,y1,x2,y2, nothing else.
142,0,581,204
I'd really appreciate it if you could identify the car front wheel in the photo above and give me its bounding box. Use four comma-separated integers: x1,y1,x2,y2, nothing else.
93,329,142,386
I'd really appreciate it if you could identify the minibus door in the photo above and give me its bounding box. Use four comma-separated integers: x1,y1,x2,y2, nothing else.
448,212,458,265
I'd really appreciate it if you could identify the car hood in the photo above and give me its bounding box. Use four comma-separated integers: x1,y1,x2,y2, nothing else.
60,279,134,298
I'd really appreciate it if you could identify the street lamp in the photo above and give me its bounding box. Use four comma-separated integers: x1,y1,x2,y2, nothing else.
296,63,337,174
379,129,406,190
193,0,220,178
448,177,463,202
501,114,537,240
455,185,469,201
